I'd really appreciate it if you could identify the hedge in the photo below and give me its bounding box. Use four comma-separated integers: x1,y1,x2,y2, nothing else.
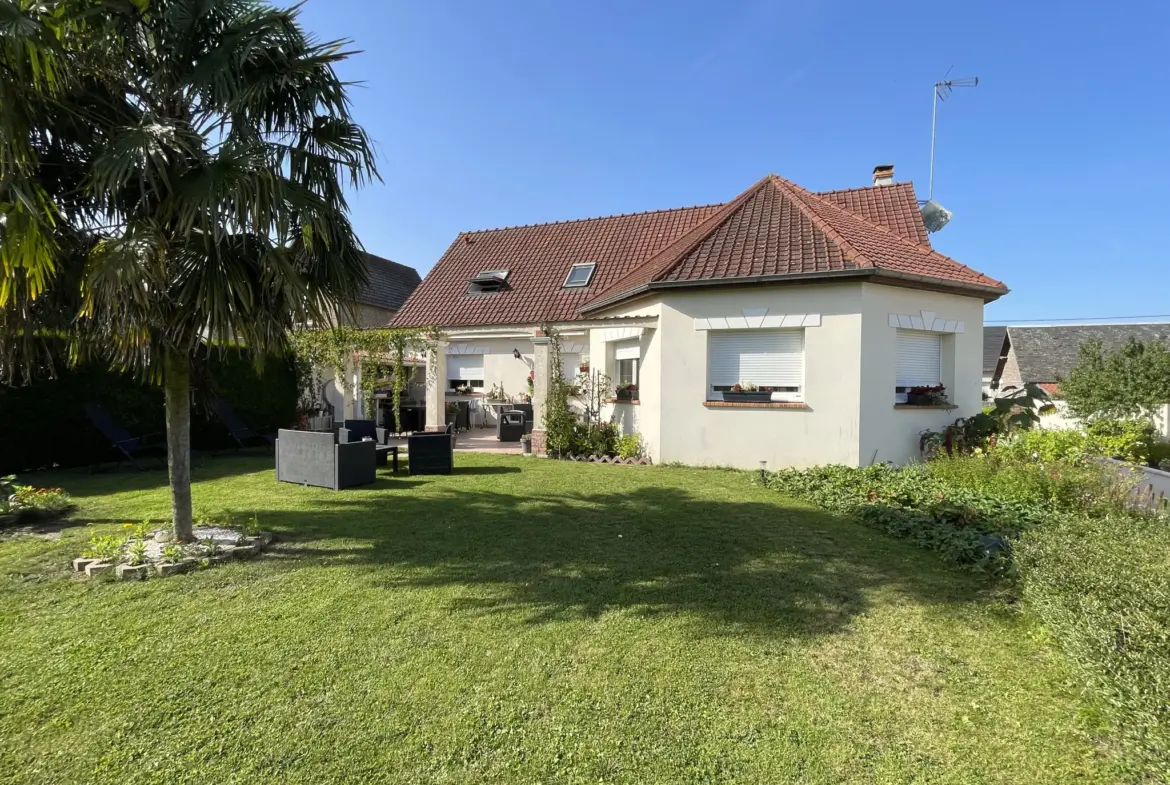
0,350,299,473
1016,515,1170,781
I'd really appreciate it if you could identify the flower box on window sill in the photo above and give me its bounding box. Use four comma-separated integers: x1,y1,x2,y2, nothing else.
721,391,773,403
615,389,639,402
603,398,639,405
704,400,808,410
894,402,958,411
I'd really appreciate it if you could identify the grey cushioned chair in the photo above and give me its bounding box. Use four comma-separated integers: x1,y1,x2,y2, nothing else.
275,429,376,490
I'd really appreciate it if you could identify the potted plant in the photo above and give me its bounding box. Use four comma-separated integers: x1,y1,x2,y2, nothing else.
722,382,773,403
616,383,638,401
579,362,590,374
905,384,947,406
486,382,507,402
521,433,532,455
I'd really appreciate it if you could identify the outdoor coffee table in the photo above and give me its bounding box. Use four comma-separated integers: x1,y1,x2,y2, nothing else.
375,444,399,472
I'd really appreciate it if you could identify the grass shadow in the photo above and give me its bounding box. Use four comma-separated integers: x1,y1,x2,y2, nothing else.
246,483,991,639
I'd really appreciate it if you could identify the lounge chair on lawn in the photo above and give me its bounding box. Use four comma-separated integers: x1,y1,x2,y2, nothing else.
83,402,166,470
211,398,277,451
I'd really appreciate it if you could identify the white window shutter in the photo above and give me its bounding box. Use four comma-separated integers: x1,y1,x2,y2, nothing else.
896,330,941,386
614,340,640,361
708,330,803,388
448,355,484,380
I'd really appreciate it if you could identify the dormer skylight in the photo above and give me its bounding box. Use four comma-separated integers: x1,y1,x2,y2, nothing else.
562,263,596,288
467,269,510,295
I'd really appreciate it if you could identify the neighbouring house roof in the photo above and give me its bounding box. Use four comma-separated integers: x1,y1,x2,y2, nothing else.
983,326,1008,376
356,253,422,312
392,174,1004,329
1006,323,1170,383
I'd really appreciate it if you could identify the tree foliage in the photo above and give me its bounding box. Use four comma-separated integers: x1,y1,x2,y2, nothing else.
0,0,377,537
1060,338,1170,421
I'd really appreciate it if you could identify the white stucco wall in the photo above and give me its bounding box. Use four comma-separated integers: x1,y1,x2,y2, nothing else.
647,283,865,469
588,301,662,460
857,283,985,465
585,281,987,470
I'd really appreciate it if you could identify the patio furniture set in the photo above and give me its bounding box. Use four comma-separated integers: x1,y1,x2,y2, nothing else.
82,401,454,491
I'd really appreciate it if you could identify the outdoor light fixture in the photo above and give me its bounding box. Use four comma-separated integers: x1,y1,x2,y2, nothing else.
512,348,522,360
759,460,768,483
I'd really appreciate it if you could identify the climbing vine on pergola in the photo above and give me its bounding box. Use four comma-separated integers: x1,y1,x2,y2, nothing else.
288,327,438,432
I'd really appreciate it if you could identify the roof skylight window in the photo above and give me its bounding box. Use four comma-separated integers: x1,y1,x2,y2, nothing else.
563,263,596,288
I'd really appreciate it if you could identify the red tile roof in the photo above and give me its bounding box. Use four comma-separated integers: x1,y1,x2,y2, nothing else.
392,205,721,328
392,174,1005,329
818,182,931,247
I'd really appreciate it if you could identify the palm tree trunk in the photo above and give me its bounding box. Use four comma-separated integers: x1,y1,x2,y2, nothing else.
163,347,194,541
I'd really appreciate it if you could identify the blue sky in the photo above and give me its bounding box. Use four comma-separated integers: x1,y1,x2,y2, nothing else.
299,0,1170,324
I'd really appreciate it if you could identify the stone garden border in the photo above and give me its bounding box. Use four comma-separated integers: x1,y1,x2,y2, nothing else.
566,455,652,465
72,531,275,581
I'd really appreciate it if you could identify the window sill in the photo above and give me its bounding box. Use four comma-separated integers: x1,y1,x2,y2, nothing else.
893,403,958,410
703,401,808,409
603,398,640,405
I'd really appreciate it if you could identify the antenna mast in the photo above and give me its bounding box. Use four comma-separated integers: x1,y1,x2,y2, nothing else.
929,69,978,200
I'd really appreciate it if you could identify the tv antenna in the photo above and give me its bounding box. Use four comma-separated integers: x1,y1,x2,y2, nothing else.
928,68,978,200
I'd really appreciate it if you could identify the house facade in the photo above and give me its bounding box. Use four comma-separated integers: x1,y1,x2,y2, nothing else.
393,170,1007,469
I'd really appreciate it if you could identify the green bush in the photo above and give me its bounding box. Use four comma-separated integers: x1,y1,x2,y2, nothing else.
763,464,1045,569
1016,515,1170,781
926,453,1137,519
0,349,298,473
570,421,619,457
616,433,644,460
1147,441,1170,470
995,429,1098,464
1085,418,1156,464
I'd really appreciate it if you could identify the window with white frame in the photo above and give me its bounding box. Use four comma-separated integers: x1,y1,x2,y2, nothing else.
895,329,942,401
614,340,639,399
708,329,803,401
447,355,485,391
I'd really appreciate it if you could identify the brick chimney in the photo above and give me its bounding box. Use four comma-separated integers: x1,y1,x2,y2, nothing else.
872,164,895,186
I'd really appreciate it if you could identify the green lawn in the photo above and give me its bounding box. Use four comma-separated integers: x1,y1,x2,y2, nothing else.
0,455,1113,784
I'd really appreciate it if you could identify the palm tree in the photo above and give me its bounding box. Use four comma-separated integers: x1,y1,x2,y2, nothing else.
0,0,377,539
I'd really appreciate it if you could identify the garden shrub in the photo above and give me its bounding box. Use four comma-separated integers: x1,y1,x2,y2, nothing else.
1148,441,1170,471
1084,418,1156,464
925,453,1138,519
616,433,644,460
764,463,1045,570
1016,515,1170,781
0,349,298,473
571,421,619,457
995,428,1098,464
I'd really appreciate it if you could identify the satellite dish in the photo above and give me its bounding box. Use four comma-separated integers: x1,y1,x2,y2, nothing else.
921,200,953,233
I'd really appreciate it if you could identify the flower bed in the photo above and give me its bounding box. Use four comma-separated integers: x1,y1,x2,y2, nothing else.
74,517,273,581
0,476,74,526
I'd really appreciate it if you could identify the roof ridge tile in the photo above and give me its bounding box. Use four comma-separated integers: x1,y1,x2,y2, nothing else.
459,203,726,236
